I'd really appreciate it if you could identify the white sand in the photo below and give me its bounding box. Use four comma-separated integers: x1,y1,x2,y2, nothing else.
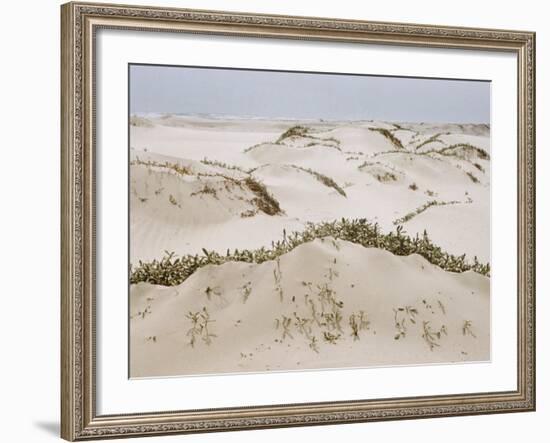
129,115,491,377
130,238,489,377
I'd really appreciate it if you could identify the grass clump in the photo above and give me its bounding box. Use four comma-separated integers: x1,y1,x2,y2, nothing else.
368,127,405,150
243,177,283,216
466,172,480,183
473,162,485,172
276,125,310,143
130,218,491,287
290,165,347,197
439,143,490,161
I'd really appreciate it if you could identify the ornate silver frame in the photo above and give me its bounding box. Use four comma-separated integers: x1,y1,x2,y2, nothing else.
61,2,536,440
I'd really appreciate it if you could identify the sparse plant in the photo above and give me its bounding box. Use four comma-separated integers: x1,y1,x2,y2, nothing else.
241,281,252,303
317,283,344,313
186,307,216,347
243,177,283,215
275,315,293,340
473,162,485,172
368,127,405,150
204,285,222,300
322,331,341,344
409,183,418,191
273,258,283,301
131,157,192,176
321,311,344,332
240,209,257,218
393,305,418,340
308,336,320,353
439,143,490,161
190,183,218,198
462,320,477,338
421,321,446,351
438,300,446,315
271,125,342,151
293,313,313,338
466,172,480,183
168,194,179,207
414,132,444,151
349,311,370,340
393,308,407,340
200,158,248,174
276,125,310,143
393,199,462,225
134,305,152,320
358,161,401,182
289,165,347,197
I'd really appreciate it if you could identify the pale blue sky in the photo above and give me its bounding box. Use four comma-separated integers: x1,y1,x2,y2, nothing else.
130,64,490,123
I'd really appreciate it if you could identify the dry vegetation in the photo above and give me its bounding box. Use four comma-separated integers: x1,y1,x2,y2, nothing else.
290,165,347,197
130,218,490,287
368,127,405,150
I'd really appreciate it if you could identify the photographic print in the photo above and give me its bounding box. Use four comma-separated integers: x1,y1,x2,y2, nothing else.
129,64,491,378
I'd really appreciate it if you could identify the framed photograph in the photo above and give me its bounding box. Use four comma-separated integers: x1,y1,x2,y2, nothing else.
61,1,536,440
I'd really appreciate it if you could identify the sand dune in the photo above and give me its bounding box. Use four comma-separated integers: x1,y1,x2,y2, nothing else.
130,237,489,377
129,115,491,377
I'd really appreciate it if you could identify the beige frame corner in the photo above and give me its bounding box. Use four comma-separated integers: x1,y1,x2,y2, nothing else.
61,2,536,440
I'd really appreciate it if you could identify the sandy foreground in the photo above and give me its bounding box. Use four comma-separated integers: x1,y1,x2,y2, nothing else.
129,115,490,378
